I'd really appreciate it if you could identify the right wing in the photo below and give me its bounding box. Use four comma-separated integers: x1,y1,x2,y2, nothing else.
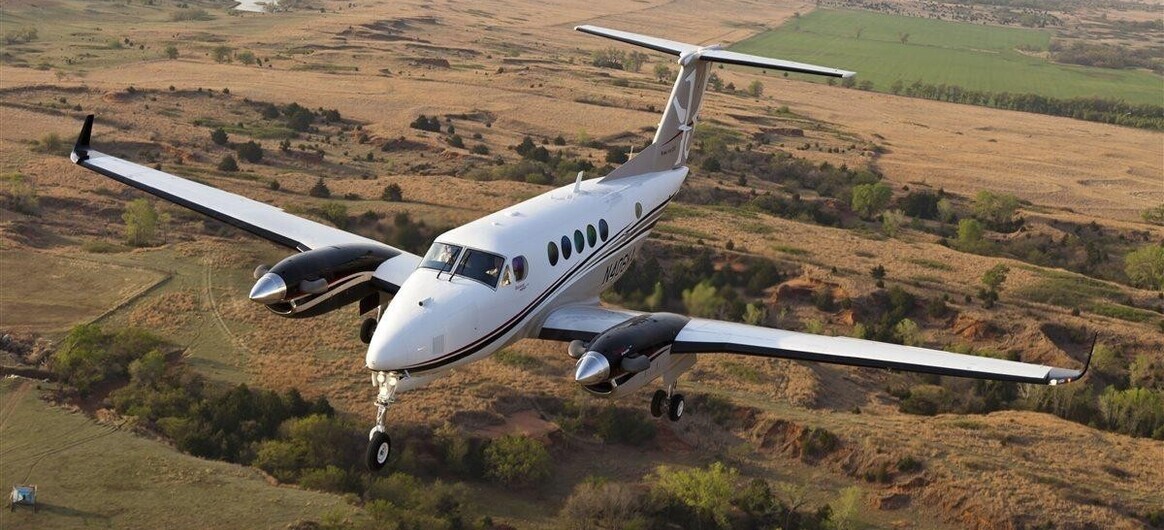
70,115,414,255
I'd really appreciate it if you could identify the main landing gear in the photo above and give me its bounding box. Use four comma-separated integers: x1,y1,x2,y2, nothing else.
365,371,400,471
650,383,685,422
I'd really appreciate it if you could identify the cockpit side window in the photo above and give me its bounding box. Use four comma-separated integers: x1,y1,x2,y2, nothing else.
512,256,527,281
420,242,463,272
455,249,507,288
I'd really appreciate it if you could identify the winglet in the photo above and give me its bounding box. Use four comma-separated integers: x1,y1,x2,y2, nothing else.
71,114,94,163
1046,331,1097,385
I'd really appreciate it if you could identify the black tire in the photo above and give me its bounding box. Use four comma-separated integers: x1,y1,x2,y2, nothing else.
366,431,391,471
668,394,685,422
650,390,667,418
359,318,377,344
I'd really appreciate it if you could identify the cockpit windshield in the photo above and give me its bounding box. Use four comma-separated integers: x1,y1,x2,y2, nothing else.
420,242,462,272
455,249,507,288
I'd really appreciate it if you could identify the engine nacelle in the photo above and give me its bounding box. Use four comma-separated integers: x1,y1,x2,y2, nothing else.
573,313,690,388
249,243,398,318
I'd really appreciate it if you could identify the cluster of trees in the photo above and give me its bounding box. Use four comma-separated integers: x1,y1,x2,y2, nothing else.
559,463,858,530
590,47,649,72
464,135,597,186
1050,40,1161,72
892,339,1164,439
3,27,37,44
251,101,340,133
884,79,1164,130
409,114,443,132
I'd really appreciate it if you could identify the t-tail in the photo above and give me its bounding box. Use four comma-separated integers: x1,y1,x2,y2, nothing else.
576,25,854,181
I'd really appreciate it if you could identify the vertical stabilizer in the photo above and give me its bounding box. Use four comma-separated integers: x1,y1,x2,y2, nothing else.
575,25,853,181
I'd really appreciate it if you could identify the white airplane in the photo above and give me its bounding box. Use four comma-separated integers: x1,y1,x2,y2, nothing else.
70,25,1090,471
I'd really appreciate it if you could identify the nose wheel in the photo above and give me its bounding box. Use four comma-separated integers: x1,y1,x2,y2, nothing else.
365,371,400,471
650,385,684,422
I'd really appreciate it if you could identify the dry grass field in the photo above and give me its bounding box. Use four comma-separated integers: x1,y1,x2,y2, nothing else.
1,0,1161,527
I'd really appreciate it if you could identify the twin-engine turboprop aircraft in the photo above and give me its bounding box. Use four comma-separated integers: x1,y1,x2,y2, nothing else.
70,25,1091,471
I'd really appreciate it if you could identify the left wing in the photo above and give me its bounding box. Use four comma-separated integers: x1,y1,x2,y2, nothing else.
70,115,411,255
539,305,1090,385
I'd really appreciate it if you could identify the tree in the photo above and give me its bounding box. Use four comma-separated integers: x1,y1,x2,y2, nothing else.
653,63,672,82
972,190,1020,229
308,178,330,198
381,183,403,202
123,198,159,246
217,155,239,172
211,45,233,63
484,434,551,486
651,462,738,528
235,50,256,65
747,80,764,98
898,32,910,44
743,303,767,326
979,263,1009,309
682,280,725,318
890,79,904,95
164,44,178,59
1125,244,1164,290
707,73,724,91
235,140,263,163
956,218,986,252
210,127,228,146
1143,204,1164,225
625,51,647,73
882,209,907,236
851,182,892,219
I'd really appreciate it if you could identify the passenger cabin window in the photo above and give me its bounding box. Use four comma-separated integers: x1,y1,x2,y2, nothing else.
635,202,643,218
573,230,585,253
420,243,463,272
547,242,559,266
455,249,506,288
561,236,572,259
599,219,609,241
587,225,597,247
512,256,528,281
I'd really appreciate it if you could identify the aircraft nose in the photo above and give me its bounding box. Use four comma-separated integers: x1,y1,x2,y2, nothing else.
574,352,610,385
249,272,287,303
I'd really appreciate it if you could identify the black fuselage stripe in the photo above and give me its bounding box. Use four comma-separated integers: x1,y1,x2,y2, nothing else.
401,197,672,371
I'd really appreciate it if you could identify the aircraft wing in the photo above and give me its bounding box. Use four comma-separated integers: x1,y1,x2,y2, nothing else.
70,115,419,263
539,305,1090,385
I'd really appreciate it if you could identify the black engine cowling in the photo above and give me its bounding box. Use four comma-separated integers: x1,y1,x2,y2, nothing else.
573,313,690,386
249,243,398,318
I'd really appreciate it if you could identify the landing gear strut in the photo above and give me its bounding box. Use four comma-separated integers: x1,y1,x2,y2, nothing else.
365,371,400,471
650,384,684,422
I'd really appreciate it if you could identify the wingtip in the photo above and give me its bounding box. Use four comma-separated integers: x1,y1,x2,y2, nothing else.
1046,331,1098,385
71,114,94,163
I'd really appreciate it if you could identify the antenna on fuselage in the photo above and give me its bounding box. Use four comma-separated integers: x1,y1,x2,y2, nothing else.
573,171,584,194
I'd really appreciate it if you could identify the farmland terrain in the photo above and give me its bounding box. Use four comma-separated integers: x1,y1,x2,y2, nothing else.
1,0,1161,528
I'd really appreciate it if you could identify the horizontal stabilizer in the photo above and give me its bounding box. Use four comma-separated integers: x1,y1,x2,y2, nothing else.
575,25,854,78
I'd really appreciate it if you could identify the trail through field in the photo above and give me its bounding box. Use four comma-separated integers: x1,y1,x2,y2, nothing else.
0,378,32,431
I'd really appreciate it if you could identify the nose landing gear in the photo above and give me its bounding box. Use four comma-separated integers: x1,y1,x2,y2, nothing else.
365,371,400,471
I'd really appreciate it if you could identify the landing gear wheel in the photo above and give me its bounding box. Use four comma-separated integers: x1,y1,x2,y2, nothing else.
366,430,391,471
650,390,667,418
359,318,377,344
668,393,685,422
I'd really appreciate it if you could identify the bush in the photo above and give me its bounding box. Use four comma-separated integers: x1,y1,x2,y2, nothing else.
211,45,232,63
123,198,160,247
381,183,403,202
308,178,330,198
470,144,490,155
52,325,164,395
317,202,348,228
409,114,441,132
210,127,228,146
559,480,644,530
234,140,263,163
899,385,952,416
3,173,38,215
650,462,738,528
217,155,238,172
298,465,359,494
851,182,892,219
1124,244,1164,290
594,407,656,444
484,434,551,486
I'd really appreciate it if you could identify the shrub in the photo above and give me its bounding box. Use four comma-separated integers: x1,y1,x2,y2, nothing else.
470,144,490,155
308,178,330,198
972,190,1019,229
164,45,178,59
559,480,643,529
211,45,232,63
851,182,892,219
650,462,738,528
3,173,39,215
747,80,764,98
217,155,238,172
484,434,551,486
234,140,263,163
1124,244,1164,290
899,385,952,416
123,198,160,246
594,407,656,444
210,127,229,146
318,202,348,228
381,183,403,202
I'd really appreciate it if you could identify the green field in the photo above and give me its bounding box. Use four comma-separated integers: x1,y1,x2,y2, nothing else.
731,10,1163,105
